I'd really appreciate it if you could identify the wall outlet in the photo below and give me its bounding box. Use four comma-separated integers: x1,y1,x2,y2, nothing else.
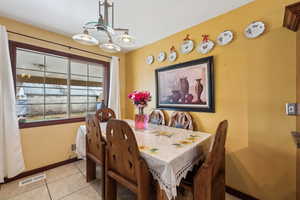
71,144,76,151
286,103,297,115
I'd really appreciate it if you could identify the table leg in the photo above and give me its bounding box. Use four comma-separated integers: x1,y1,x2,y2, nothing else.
86,157,96,182
156,182,169,200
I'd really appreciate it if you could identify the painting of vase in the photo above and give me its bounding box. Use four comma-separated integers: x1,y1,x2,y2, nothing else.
155,56,214,113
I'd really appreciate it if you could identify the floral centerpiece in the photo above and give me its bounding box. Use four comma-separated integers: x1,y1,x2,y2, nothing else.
128,91,151,129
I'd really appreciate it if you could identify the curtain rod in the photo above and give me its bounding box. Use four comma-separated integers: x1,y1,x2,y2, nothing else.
7,30,112,59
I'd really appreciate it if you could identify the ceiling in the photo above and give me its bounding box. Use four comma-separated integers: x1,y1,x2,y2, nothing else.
0,0,253,51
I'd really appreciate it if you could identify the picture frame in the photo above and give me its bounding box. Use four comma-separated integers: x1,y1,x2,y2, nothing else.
155,56,214,113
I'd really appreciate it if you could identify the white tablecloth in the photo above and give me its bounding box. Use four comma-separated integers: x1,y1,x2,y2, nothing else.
76,125,87,159
76,120,212,200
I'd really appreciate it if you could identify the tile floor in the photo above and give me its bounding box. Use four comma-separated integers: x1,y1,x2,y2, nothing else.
0,160,241,200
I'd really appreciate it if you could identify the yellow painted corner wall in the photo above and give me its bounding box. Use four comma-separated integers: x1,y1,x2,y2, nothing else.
0,16,127,171
125,0,298,199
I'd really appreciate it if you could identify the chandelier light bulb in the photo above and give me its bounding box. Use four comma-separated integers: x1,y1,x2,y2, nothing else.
72,30,99,46
100,40,121,53
116,32,135,47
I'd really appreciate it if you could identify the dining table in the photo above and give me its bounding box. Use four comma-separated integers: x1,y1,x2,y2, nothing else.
76,119,212,200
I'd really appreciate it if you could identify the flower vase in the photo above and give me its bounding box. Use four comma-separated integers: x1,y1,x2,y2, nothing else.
135,106,148,130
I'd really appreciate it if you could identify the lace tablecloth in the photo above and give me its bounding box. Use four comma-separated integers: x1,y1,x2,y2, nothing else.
76,120,212,200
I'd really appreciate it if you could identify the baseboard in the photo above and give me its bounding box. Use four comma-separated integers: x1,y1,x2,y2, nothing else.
2,157,79,184
226,186,259,200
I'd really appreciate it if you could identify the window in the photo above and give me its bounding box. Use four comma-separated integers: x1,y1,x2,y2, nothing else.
10,42,109,128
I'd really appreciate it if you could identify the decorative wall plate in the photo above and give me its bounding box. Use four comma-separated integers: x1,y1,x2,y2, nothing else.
180,34,194,54
157,52,166,63
244,21,265,39
217,31,233,46
197,40,214,54
180,40,194,54
169,51,177,62
146,55,154,65
168,46,177,62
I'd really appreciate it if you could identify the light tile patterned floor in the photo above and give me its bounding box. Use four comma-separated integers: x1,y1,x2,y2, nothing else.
0,160,241,200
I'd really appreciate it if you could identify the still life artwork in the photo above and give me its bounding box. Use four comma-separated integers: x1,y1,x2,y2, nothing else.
155,57,214,112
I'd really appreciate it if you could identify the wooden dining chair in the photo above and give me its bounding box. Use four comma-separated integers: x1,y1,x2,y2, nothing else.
148,109,166,125
95,108,116,122
85,115,106,199
105,119,152,200
180,120,228,200
168,111,193,130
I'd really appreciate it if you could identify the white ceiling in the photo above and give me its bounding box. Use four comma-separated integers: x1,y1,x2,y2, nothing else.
0,0,253,51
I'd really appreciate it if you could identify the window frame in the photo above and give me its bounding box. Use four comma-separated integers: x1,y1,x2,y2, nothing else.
9,41,110,129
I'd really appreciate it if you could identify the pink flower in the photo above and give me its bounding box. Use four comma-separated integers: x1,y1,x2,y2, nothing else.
128,90,152,106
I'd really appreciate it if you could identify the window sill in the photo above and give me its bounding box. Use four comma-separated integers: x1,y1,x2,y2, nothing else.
19,117,85,129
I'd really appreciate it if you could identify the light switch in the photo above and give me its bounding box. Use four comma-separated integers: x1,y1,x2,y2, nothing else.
286,103,297,115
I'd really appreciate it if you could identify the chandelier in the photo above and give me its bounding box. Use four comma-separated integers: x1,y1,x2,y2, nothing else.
72,0,135,53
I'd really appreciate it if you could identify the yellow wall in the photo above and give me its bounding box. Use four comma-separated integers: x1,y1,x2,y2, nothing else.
0,16,126,171
296,28,300,200
125,0,298,199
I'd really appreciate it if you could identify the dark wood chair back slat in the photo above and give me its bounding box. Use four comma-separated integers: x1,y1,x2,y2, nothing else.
148,109,166,125
193,120,228,200
86,115,105,163
85,115,106,200
169,111,193,130
95,108,116,122
106,119,140,183
105,119,152,200
210,120,228,177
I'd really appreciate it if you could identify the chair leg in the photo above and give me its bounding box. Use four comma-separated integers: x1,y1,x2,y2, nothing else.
155,182,168,200
105,175,117,200
102,165,106,200
137,160,151,200
86,157,96,182
211,173,225,200
212,155,225,200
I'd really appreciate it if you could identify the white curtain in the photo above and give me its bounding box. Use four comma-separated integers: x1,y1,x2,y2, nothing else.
0,26,25,183
108,56,121,119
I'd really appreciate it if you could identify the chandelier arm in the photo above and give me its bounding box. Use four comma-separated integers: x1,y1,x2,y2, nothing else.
112,2,114,29
104,0,109,26
99,0,101,19
104,30,113,41
83,26,98,30
114,28,129,33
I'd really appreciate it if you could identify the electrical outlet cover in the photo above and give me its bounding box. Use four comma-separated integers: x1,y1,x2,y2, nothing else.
286,103,297,115
71,144,76,151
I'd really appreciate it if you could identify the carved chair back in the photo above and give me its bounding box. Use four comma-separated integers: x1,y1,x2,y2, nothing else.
106,119,140,184
148,109,166,125
208,120,228,177
95,108,116,122
86,115,105,164
193,120,228,200
169,111,193,130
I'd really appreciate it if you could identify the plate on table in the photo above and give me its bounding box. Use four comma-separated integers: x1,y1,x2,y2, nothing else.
244,21,265,39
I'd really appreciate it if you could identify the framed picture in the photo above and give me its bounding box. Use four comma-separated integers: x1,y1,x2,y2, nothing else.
155,56,214,112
